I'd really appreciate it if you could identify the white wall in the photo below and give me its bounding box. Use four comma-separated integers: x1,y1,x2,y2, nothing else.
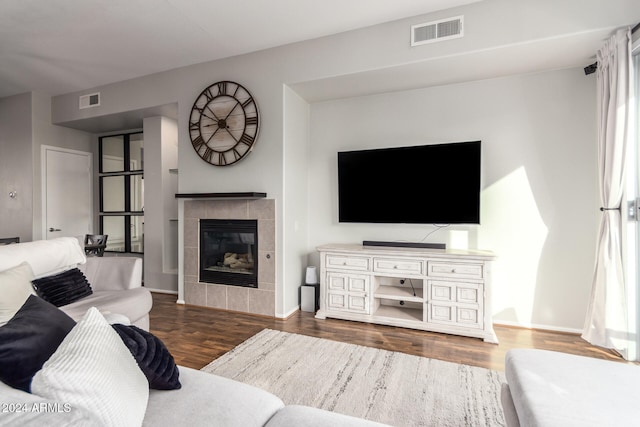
307,68,598,331
283,86,311,315
143,116,178,292
0,92,92,242
0,93,33,241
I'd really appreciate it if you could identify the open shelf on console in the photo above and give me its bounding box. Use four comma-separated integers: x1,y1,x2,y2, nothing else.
374,285,423,303
374,305,423,322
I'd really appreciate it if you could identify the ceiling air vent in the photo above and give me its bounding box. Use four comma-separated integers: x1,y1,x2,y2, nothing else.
411,15,464,47
79,92,100,109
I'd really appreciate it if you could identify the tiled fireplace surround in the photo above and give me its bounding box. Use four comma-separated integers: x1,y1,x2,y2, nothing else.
183,199,276,316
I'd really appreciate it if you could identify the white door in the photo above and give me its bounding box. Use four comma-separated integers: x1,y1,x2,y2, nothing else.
42,146,93,240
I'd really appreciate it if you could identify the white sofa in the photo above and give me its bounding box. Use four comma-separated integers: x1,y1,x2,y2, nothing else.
1,365,388,426
0,237,152,329
501,349,640,427
0,238,389,427
72,256,151,329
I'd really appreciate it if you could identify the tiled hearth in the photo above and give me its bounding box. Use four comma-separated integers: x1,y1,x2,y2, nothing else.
183,199,275,316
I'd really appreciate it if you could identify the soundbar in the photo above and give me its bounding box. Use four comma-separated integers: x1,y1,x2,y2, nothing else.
362,241,446,250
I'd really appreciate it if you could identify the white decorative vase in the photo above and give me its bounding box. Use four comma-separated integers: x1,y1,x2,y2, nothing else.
305,266,318,285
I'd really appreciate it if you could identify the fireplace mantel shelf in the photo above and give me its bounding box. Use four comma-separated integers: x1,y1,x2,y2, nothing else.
175,192,267,200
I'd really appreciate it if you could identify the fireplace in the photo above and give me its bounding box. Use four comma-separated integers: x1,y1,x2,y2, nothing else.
183,198,275,316
200,219,258,288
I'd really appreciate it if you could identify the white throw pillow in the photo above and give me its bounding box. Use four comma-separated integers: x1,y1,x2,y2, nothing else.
31,307,149,427
0,262,36,326
0,380,101,425
0,237,86,278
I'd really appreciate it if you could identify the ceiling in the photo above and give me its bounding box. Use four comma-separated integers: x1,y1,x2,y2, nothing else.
0,0,482,99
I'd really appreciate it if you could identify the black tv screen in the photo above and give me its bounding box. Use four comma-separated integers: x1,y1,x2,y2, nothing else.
337,141,481,224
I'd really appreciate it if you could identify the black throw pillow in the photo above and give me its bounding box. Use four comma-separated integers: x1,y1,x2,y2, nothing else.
112,324,181,390
0,295,76,392
32,268,93,307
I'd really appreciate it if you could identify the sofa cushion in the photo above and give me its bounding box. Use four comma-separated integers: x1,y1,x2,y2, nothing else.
32,268,93,307
0,294,75,392
32,307,149,427
0,237,86,279
143,367,285,427
112,324,181,390
79,256,142,291
0,261,36,326
505,349,640,427
500,383,520,427
265,405,391,427
60,288,152,325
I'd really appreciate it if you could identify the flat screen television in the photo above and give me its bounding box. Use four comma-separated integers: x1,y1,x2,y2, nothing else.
337,141,481,224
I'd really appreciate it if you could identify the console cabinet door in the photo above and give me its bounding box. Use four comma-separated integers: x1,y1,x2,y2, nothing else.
326,272,370,314
426,280,483,329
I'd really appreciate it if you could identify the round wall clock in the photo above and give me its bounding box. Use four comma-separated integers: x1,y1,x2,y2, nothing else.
189,81,260,166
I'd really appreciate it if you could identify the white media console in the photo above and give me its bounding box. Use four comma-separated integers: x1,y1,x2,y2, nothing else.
315,243,498,343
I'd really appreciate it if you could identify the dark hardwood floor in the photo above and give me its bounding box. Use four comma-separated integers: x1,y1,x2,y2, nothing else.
149,292,625,372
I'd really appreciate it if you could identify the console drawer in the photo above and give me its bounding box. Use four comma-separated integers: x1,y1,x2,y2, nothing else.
427,261,483,279
325,254,370,271
373,258,423,276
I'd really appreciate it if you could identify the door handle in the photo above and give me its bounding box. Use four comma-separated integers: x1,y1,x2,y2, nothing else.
628,198,640,222
49,227,61,232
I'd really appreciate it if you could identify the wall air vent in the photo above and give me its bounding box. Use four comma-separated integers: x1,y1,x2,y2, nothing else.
79,92,100,109
411,15,464,47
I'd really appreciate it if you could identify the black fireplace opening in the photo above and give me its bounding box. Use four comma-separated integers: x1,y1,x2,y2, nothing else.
200,219,258,288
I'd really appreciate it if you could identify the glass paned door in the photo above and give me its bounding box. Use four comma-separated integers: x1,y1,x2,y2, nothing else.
98,131,144,254
626,39,640,360
102,216,126,252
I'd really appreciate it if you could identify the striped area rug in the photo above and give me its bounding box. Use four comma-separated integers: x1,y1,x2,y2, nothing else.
201,329,505,426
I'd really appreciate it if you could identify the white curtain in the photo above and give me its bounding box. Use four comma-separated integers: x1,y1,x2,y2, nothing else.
582,27,633,359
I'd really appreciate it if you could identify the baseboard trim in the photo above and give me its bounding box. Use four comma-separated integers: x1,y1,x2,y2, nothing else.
493,319,582,335
277,305,301,320
147,288,179,295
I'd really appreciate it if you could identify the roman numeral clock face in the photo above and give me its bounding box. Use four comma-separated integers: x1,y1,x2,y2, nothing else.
189,81,260,166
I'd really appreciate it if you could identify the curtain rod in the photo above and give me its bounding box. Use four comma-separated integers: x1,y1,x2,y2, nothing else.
584,23,638,75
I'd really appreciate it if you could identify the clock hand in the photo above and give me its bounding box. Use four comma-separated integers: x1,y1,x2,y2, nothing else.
200,112,219,124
